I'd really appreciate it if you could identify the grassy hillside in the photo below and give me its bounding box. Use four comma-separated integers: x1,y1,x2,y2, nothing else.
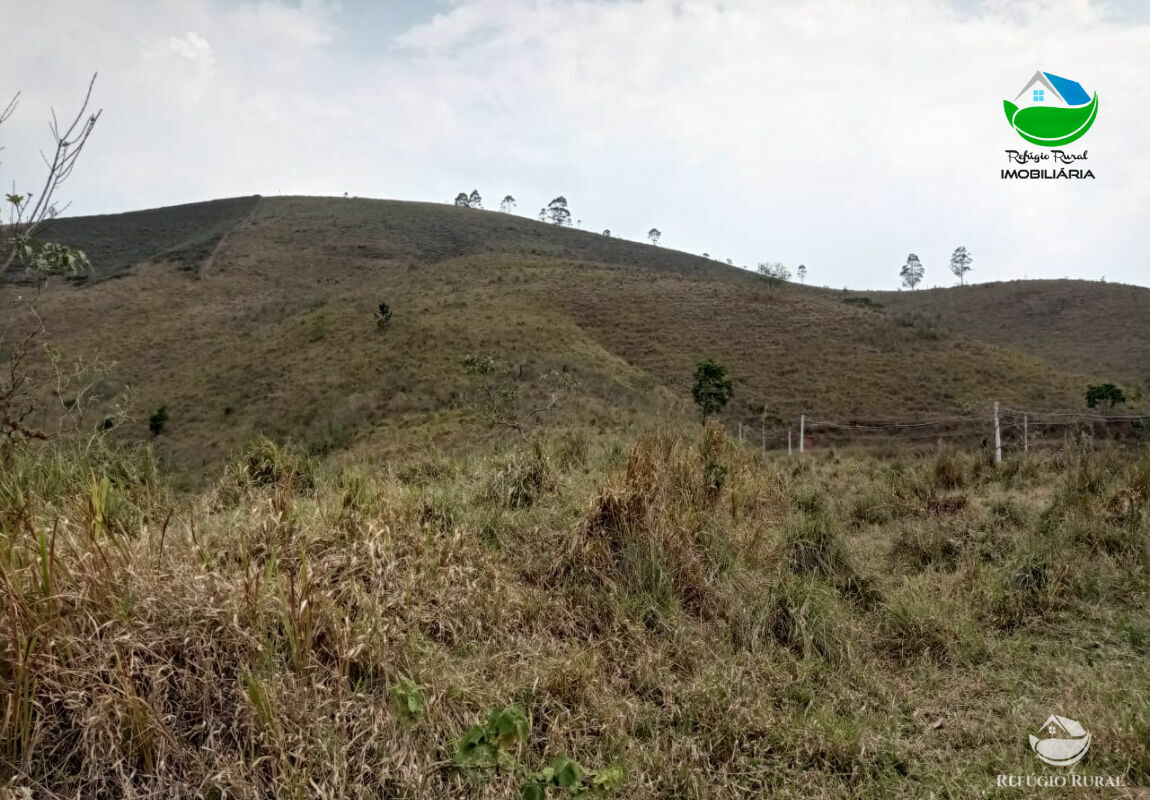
856,280,1150,388
2,196,1144,480
9,195,263,282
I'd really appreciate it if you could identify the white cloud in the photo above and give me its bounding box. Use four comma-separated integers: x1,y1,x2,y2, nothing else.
0,0,1146,287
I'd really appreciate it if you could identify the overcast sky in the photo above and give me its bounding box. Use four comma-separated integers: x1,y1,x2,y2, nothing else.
2,0,1148,289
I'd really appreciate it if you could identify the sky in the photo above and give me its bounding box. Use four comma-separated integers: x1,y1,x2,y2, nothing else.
1,0,1148,289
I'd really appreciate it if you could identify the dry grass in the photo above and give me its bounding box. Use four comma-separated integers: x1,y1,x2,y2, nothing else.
2,430,1147,798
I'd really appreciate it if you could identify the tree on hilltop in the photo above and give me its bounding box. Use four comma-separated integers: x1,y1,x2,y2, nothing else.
647,228,661,245
949,246,973,285
499,195,516,212
546,196,571,226
900,254,924,290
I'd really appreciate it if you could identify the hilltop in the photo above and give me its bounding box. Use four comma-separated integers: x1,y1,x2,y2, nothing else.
5,195,1148,477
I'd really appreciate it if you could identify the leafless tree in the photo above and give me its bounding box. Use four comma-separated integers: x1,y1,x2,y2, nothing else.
2,73,102,276
1,75,109,453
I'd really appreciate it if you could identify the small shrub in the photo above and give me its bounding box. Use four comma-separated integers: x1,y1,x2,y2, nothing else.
148,406,169,436
374,301,393,330
841,296,884,312
895,311,946,340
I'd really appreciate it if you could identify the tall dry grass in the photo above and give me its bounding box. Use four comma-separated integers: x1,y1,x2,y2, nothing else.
1,431,1147,798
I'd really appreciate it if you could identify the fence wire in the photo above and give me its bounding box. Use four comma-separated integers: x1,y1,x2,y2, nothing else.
729,405,1149,454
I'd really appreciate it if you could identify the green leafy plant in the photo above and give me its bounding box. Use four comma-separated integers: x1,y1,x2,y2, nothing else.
454,705,625,798
389,676,423,722
1086,383,1126,409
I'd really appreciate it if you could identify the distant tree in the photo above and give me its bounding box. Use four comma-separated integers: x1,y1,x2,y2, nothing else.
149,406,169,437
1085,383,1126,409
538,207,547,222
756,262,790,285
576,219,582,227
900,253,924,290
797,264,807,284
546,196,571,226
499,194,516,213
949,246,973,285
374,301,393,330
702,252,710,259
454,192,471,207
602,229,611,237
648,228,661,245
462,354,577,438
691,359,734,418
726,258,733,265
468,189,483,209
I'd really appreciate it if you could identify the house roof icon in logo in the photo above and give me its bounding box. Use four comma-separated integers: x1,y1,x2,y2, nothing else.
1014,71,1092,109
1029,714,1091,767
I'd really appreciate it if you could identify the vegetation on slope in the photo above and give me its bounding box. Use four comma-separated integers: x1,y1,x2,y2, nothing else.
7,196,1131,481
1,430,1147,798
874,279,1150,389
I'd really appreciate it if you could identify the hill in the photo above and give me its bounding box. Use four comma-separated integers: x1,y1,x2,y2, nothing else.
3,195,1146,478
873,280,1150,386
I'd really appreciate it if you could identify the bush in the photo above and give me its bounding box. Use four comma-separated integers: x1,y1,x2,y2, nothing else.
374,301,393,330
841,296,884,312
148,406,169,436
895,311,945,340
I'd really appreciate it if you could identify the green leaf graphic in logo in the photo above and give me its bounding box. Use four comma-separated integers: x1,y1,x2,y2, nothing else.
1003,70,1098,147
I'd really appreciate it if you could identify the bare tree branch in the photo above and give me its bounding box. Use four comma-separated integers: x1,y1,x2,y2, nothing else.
2,73,101,276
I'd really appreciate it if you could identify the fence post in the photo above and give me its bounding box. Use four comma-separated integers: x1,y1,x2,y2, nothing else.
1024,414,1028,454
738,422,743,443
788,429,792,456
761,427,766,453
800,414,805,455
994,401,1002,465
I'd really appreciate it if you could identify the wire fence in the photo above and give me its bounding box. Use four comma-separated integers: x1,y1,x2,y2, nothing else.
728,403,1150,459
